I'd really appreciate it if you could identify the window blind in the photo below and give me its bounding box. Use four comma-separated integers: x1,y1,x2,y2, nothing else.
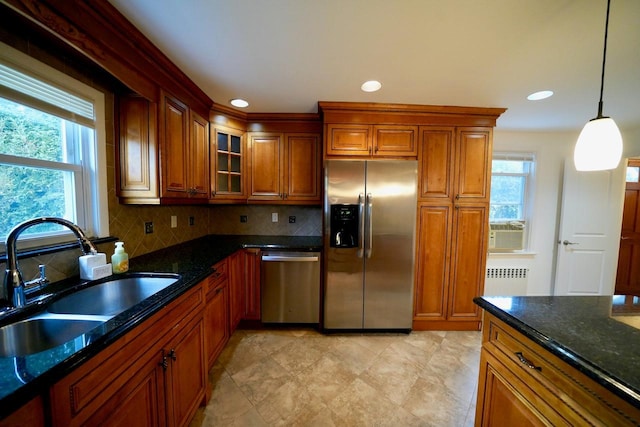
0,62,94,127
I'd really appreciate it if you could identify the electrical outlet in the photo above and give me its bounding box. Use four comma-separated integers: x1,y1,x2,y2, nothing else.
240,215,248,223
272,212,278,222
144,221,154,234
289,216,296,223
171,215,177,228
189,216,195,226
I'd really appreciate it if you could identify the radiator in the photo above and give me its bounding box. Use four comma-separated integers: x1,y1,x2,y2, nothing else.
484,267,529,296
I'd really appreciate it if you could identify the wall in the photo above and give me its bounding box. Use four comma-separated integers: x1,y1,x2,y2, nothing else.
487,126,640,296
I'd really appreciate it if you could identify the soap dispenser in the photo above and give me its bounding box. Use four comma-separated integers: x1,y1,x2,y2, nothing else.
111,241,129,274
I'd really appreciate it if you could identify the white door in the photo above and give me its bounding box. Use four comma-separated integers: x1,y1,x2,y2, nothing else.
554,158,625,295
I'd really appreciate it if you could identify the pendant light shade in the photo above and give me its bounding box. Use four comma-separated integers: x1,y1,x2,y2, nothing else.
573,0,623,171
574,116,623,171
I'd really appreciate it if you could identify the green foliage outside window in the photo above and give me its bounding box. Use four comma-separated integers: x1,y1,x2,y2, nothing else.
0,97,68,238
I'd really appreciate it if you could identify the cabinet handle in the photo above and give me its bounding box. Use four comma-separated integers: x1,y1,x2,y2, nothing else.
455,194,460,200
159,349,169,371
211,190,216,197
515,352,541,371
214,286,224,295
168,348,177,361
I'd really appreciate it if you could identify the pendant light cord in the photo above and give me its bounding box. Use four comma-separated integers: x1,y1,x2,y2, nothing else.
597,0,612,118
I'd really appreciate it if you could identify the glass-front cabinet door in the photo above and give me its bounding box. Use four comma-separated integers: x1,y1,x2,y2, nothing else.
211,126,246,202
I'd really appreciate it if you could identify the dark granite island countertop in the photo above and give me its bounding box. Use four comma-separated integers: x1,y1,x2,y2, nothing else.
474,295,640,409
0,234,322,419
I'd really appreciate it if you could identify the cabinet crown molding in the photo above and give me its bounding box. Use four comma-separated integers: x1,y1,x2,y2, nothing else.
319,101,506,127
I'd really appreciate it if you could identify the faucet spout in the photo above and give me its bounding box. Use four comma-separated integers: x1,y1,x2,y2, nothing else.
3,217,97,308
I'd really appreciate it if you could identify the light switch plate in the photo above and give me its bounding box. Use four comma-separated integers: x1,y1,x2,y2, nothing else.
272,212,278,222
171,216,177,228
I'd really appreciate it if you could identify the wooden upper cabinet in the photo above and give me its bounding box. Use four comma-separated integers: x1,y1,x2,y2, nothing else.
161,92,189,197
455,127,492,202
117,95,159,203
373,125,418,157
419,126,492,202
325,124,371,157
325,123,417,158
160,90,209,201
249,133,283,200
285,133,321,201
248,132,321,203
190,111,210,198
211,126,246,202
419,127,455,199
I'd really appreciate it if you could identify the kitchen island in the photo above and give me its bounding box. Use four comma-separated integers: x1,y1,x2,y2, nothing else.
0,234,321,422
474,295,640,425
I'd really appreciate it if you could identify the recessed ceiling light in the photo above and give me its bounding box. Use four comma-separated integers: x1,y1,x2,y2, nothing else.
527,90,554,101
230,98,249,108
361,80,382,92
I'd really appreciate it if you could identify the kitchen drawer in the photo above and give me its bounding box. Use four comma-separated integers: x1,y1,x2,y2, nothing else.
206,259,228,294
483,314,640,426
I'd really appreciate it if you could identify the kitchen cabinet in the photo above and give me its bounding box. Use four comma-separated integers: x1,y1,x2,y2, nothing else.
243,248,262,320
117,94,159,203
248,132,321,203
0,396,45,427
204,259,229,369
160,91,209,201
324,124,418,158
419,126,492,202
229,250,245,333
475,312,640,426
210,126,246,202
117,91,209,204
413,126,493,330
454,128,492,202
49,284,206,427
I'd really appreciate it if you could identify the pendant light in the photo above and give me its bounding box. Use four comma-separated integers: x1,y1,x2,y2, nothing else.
574,0,623,171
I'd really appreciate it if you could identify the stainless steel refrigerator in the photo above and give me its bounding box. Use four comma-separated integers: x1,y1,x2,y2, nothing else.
323,160,417,331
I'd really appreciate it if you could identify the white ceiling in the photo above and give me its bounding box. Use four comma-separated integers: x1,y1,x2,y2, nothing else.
107,0,640,132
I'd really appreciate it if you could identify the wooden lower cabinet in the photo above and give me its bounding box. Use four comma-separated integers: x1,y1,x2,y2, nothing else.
204,260,229,369
476,312,640,426
243,249,261,320
0,396,46,427
229,250,245,333
49,284,206,427
413,203,488,330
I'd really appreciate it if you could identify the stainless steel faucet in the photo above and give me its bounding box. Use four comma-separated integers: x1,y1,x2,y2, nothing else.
3,217,98,308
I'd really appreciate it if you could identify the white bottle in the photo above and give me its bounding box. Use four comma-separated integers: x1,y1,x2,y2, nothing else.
111,241,129,274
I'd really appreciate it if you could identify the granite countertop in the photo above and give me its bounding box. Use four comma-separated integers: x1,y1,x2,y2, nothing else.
0,234,322,418
475,295,640,409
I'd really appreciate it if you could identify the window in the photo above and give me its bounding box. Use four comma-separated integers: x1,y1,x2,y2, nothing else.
489,153,535,251
0,43,108,248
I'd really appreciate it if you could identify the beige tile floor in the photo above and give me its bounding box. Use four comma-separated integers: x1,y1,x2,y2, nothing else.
190,328,481,427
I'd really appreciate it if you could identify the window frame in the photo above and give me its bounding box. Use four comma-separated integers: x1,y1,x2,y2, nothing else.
0,42,108,250
489,152,536,252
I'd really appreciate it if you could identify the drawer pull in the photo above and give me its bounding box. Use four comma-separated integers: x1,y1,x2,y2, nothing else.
515,352,542,371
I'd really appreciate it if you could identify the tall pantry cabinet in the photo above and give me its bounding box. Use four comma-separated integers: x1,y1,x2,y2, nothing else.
414,126,493,331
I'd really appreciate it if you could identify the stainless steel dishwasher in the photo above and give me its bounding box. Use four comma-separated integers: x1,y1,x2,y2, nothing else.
261,251,321,323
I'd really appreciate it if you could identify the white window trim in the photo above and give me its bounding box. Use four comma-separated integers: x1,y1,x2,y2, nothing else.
0,42,108,249
490,151,536,253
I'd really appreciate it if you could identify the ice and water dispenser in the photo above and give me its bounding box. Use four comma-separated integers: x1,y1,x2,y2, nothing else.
330,204,359,248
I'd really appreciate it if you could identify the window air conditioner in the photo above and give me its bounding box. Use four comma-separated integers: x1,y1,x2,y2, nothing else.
488,222,525,251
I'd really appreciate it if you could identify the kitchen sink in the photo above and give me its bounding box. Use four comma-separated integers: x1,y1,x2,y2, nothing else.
0,314,105,357
47,274,180,317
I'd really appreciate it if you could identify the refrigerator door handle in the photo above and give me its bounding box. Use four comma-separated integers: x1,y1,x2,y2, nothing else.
366,193,373,258
358,193,365,258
